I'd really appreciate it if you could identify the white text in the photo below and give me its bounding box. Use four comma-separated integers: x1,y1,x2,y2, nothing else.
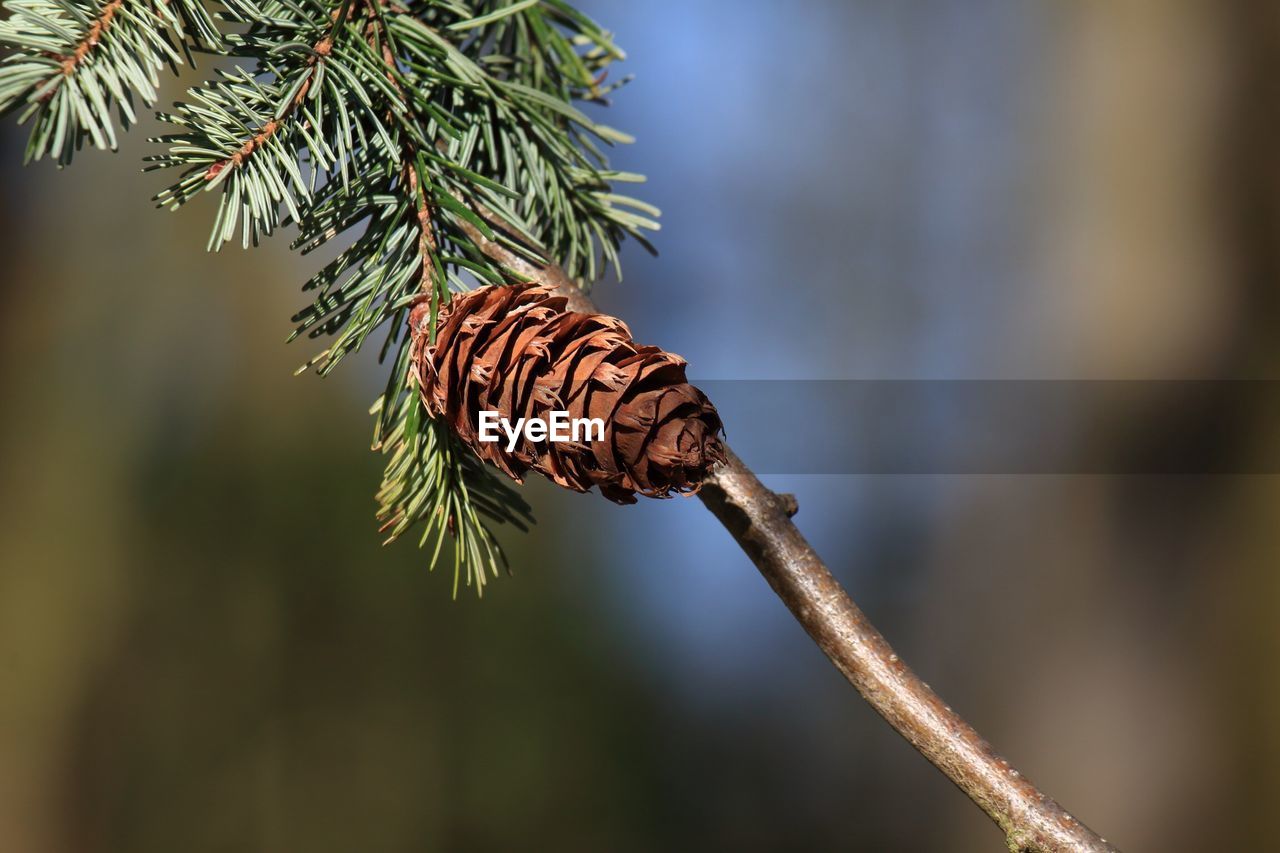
478,411,605,452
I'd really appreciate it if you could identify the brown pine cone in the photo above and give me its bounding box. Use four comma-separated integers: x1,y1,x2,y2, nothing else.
409,283,725,504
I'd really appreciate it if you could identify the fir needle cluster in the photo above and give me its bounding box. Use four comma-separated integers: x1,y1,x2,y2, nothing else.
1,0,659,594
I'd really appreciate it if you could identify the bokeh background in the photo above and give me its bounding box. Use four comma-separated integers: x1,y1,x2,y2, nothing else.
3,1,1279,850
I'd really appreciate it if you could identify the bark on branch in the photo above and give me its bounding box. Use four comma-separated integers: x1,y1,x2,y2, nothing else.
699,448,1116,853
454,216,1118,853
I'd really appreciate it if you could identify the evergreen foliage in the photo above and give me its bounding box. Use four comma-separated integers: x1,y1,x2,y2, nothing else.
0,0,219,163
0,0,658,594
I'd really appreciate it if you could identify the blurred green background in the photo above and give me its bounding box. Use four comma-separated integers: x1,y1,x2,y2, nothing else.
3,1,1280,850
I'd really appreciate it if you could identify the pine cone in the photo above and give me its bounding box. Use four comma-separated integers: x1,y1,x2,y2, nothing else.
409,283,725,504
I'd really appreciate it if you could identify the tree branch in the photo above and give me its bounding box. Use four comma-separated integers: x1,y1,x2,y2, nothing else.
204,2,346,180
698,449,1116,853
33,0,126,103
58,0,125,76
454,217,1117,853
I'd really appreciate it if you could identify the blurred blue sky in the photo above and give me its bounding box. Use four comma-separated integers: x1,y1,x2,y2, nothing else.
561,0,1051,706
582,0,1048,378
